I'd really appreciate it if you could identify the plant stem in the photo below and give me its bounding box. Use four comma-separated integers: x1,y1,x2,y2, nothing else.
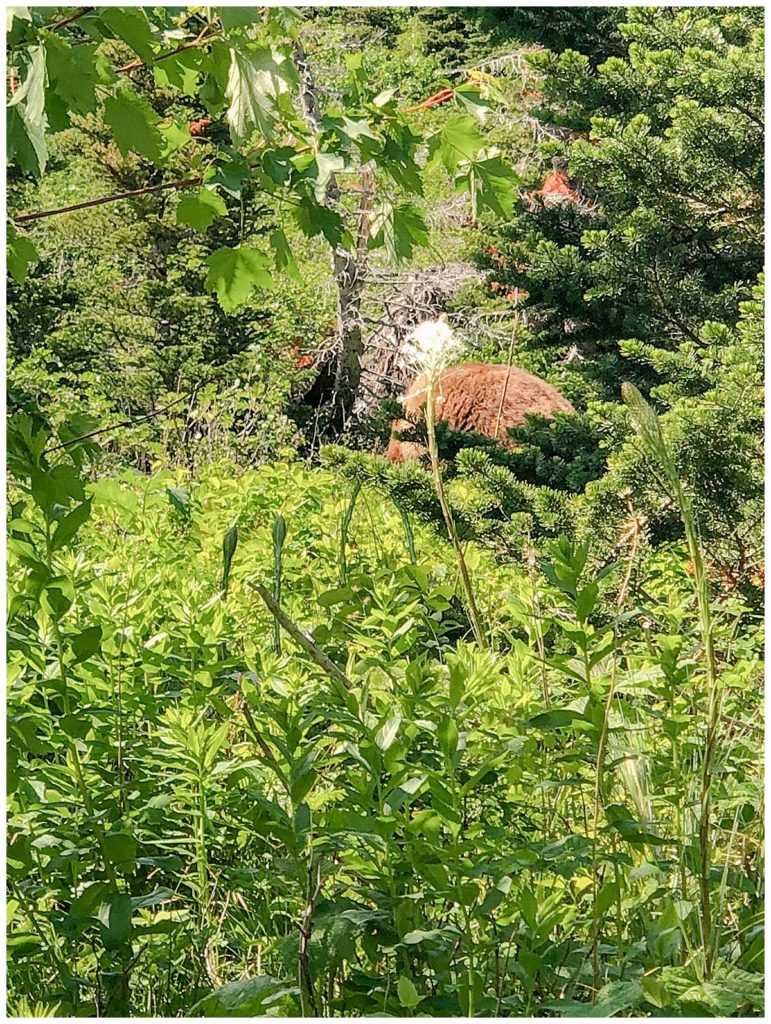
682,498,720,976
424,380,487,648
250,582,353,689
339,480,361,585
45,523,118,889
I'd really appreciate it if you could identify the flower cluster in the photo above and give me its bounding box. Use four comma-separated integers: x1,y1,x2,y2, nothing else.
403,317,464,384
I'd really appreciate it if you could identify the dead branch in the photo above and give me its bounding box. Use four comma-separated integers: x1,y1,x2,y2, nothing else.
13,177,203,224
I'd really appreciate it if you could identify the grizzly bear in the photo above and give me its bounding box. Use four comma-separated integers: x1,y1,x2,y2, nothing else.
385,362,574,462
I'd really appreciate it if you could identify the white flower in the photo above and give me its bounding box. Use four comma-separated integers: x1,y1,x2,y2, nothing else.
403,317,463,384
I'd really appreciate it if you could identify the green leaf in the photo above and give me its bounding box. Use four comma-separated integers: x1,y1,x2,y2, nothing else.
369,201,428,264
269,228,299,280
44,32,99,115
97,892,133,948
676,963,764,1016
7,227,38,285
525,709,581,730
103,831,137,871
176,188,228,232
546,980,643,1017
290,766,316,806
464,155,517,219
190,975,300,1017
153,48,205,96
60,714,89,739
159,119,192,158
313,150,345,197
40,576,75,621
71,624,103,664
7,7,32,31
100,8,156,62
221,524,238,592
69,882,110,921
453,83,490,120
374,713,401,751
383,775,426,816
317,586,353,608
225,45,293,141
218,7,262,31
293,197,347,247
166,485,192,518
50,499,91,552
595,879,619,918
103,88,163,163
8,45,48,177
272,513,287,550
397,975,421,1009
403,928,444,944
437,114,483,172
437,715,459,760
130,886,175,911
205,246,273,312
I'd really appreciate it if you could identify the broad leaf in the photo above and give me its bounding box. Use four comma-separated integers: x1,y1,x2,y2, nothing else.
44,33,99,115
103,89,164,163
369,201,428,264
218,7,262,31
436,114,483,172
191,975,300,1017
7,227,38,285
374,713,401,751
153,48,206,96
269,228,300,279
50,499,92,552
71,624,103,664
226,45,293,142
97,892,133,948
176,188,228,232
397,976,421,1009
100,8,157,62
293,197,348,247
8,45,48,176
205,246,273,312
463,155,517,219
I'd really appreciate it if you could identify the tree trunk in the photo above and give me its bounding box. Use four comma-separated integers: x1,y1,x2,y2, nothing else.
293,42,370,428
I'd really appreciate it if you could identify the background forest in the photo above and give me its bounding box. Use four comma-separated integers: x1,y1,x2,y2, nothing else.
6,5,764,1019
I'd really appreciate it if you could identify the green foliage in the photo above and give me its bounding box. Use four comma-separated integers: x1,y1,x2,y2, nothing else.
8,5,515,302
460,6,763,583
4,9,765,1017
7,419,763,1015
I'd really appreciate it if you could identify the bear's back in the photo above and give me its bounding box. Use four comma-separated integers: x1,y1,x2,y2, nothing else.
386,362,573,462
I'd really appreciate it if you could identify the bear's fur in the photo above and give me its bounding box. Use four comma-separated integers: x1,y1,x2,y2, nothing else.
385,362,574,462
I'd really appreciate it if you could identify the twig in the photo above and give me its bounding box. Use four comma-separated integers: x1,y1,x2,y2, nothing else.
116,25,213,74
298,861,322,1016
249,582,353,689
14,177,203,225
240,701,291,794
46,6,94,32
44,385,200,453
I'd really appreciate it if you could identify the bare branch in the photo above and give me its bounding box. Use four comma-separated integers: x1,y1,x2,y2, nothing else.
13,177,203,224
249,582,353,689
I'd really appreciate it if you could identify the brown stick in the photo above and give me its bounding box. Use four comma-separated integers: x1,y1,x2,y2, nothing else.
46,6,94,32
43,384,200,453
249,582,353,689
493,301,520,441
13,177,202,224
115,25,212,74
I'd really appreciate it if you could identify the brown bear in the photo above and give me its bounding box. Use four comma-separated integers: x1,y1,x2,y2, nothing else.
385,361,574,462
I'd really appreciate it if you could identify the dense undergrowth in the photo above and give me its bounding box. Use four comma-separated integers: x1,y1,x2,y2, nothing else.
7,408,763,1017
6,5,764,1019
